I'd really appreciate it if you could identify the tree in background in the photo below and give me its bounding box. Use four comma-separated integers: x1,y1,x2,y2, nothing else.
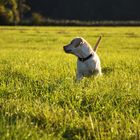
0,0,30,25
0,5,13,24
31,12,44,25
0,0,19,24
18,0,30,23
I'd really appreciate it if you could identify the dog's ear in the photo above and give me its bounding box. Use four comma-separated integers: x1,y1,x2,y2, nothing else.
93,36,102,52
74,38,84,48
79,40,84,45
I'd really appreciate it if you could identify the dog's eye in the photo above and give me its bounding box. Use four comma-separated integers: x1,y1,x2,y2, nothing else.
74,43,80,48
75,41,83,48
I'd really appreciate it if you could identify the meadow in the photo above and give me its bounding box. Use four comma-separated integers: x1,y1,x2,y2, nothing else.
0,26,140,140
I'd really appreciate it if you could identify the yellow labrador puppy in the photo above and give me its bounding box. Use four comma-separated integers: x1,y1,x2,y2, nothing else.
63,36,102,81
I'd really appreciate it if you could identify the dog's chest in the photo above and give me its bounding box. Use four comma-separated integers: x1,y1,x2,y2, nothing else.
77,59,96,76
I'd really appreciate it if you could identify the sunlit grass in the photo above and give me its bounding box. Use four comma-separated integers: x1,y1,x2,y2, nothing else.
0,26,140,139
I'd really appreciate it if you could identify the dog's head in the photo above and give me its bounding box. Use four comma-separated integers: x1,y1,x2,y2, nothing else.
63,37,92,58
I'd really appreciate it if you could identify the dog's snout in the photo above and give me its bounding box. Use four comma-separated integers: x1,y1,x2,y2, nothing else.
63,45,68,52
63,46,66,50
63,45,72,53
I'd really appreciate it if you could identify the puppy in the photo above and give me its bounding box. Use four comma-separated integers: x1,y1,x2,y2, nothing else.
63,37,102,81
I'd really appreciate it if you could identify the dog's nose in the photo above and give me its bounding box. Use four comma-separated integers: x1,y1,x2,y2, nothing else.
63,46,66,51
63,45,68,49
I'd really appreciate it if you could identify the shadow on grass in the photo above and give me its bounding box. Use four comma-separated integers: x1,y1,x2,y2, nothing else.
0,89,15,100
63,126,95,140
102,67,114,75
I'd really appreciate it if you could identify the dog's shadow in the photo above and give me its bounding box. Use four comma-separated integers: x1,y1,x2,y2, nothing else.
102,67,114,75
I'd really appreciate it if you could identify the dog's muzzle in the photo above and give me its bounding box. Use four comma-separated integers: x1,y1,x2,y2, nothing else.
63,46,72,53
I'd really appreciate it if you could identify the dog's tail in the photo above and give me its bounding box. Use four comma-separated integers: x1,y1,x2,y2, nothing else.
93,36,102,52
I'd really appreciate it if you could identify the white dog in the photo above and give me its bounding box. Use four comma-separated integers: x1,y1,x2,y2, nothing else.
63,36,102,81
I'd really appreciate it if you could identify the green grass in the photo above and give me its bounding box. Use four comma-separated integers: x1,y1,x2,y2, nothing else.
0,26,140,140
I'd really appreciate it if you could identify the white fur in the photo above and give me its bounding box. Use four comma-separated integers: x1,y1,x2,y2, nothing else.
63,37,102,81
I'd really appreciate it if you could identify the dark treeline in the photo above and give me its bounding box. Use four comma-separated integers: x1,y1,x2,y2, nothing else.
0,0,140,25
28,0,140,21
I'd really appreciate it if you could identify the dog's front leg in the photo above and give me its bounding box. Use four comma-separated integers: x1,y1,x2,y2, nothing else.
76,72,83,81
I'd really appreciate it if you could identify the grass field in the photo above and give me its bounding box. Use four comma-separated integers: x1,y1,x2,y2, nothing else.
0,26,140,140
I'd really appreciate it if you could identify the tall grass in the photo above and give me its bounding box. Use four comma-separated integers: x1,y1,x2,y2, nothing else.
0,26,140,139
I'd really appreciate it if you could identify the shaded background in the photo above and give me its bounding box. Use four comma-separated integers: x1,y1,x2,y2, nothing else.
0,0,140,25
28,0,140,20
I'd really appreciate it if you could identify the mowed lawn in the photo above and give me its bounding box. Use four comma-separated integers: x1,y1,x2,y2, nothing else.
0,26,140,140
